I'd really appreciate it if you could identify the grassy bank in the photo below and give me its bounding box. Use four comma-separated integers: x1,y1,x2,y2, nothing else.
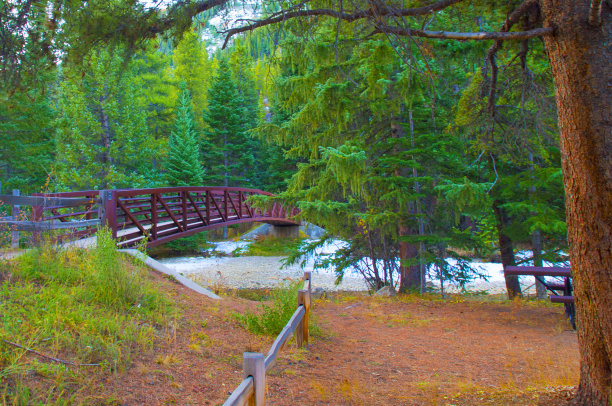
0,229,175,404
237,236,304,257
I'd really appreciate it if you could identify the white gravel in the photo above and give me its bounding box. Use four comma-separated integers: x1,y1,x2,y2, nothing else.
158,255,369,291
157,241,568,294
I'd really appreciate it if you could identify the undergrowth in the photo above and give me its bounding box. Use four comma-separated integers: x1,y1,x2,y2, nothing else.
236,236,303,257
0,228,175,405
235,280,303,335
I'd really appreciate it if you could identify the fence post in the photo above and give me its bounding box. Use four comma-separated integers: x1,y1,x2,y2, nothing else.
11,189,20,248
296,289,311,348
243,352,265,406
304,271,312,294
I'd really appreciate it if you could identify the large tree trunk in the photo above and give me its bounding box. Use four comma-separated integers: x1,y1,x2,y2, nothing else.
392,118,422,293
539,1,612,404
398,232,421,292
492,199,522,299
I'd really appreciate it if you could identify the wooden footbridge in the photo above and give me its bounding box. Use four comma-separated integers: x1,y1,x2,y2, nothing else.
1,187,299,248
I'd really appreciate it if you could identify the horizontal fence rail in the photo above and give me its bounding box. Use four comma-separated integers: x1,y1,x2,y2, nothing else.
0,189,100,244
224,272,312,406
0,219,101,231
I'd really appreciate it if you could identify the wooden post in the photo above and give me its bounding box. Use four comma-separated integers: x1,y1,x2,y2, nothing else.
182,190,188,231
11,189,20,248
151,193,157,241
238,191,243,218
304,271,312,294
99,190,117,239
205,191,210,223
243,352,265,406
32,192,43,245
296,289,311,348
224,190,229,221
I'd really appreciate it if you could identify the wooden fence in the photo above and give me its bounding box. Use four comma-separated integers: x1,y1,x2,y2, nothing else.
0,188,100,244
223,272,312,406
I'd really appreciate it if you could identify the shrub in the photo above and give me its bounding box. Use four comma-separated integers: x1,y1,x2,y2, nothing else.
238,236,303,257
236,280,302,335
159,232,211,255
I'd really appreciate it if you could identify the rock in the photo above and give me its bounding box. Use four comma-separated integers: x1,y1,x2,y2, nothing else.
375,285,396,297
300,222,326,239
312,287,327,299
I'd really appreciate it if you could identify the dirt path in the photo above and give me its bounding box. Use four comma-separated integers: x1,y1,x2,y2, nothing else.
96,274,578,405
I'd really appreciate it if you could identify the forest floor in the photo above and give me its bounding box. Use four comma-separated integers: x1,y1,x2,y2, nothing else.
88,271,578,406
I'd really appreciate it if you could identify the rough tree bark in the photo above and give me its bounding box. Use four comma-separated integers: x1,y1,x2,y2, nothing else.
392,120,422,292
398,235,421,292
539,1,612,404
492,199,522,299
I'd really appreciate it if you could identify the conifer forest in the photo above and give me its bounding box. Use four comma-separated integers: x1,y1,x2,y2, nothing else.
0,1,610,405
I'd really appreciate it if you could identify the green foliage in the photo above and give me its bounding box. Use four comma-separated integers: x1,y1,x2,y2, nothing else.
55,47,158,190
235,280,302,335
174,27,213,129
0,229,174,404
164,83,205,186
237,236,304,257
132,41,178,173
92,227,161,308
203,59,255,187
0,75,56,193
163,232,211,255
259,18,494,290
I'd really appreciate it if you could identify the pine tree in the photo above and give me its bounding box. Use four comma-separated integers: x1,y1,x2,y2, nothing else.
174,27,213,130
132,40,178,172
257,18,493,292
203,59,254,187
55,47,155,190
164,84,204,187
0,73,56,193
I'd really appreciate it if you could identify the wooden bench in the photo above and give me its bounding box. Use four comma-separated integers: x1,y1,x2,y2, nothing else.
503,266,575,329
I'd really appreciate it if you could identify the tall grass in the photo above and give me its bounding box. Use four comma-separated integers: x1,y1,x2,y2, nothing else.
236,281,302,335
0,228,174,404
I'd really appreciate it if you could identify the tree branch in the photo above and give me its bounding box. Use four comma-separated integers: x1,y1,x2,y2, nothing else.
221,0,467,48
485,0,544,116
1,339,100,367
373,25,553,41
589,0,602,26
146,0,229,36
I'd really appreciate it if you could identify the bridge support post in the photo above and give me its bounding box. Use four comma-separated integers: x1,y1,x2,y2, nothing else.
99,190,117,239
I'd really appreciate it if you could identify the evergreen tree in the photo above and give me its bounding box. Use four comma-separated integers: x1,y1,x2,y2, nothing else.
203,59,254,187
174,27,213,130
132,41,178,177
164,84,204,187
55,47,156,190
0,74,56,193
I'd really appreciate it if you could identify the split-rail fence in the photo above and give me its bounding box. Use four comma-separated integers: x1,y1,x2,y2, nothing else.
223,272,312,406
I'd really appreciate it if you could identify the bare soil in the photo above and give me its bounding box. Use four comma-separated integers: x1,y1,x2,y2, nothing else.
92,273,579,405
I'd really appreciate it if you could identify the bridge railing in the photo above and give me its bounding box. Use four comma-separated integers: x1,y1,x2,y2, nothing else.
1,186,299,247
100,187,299,248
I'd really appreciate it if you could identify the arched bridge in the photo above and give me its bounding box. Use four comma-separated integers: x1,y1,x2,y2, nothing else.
30,187,299,248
